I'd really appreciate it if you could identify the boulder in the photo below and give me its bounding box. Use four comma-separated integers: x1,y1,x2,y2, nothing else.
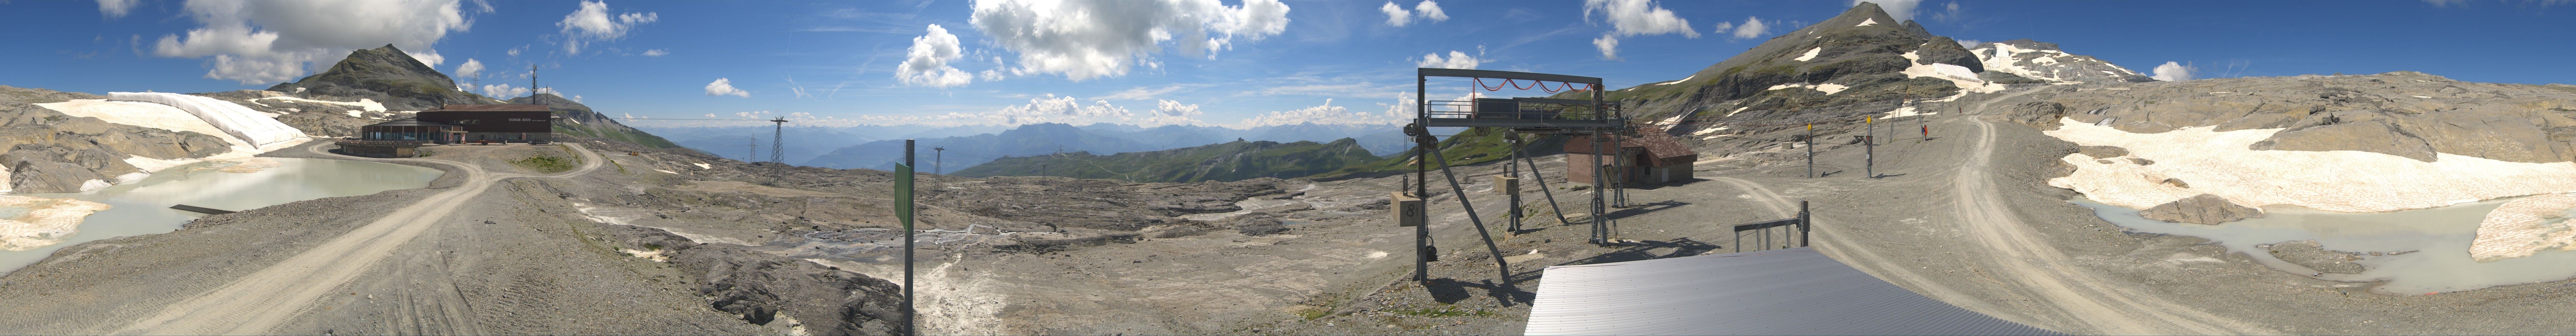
2139,194,2262,224
2077,145,2127,158
1999,102,2069,130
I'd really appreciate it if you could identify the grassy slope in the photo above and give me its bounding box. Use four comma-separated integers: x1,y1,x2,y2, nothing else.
951,138,1383,183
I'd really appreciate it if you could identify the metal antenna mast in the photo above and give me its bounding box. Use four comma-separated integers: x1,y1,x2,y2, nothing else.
529,64,541,105
745,138,756,162
769,118,787,163
932,147,946,175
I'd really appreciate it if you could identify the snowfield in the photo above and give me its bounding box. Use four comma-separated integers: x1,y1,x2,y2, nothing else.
0,196,112,252
110,92,309,147
2042,117,2576,214
2471,193,2576,262
1795,47,1821,62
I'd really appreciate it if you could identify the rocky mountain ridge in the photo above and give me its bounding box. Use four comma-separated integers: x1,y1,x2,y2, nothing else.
266,44,495,112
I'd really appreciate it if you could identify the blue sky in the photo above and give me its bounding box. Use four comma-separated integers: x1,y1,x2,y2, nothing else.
5,0,2571,129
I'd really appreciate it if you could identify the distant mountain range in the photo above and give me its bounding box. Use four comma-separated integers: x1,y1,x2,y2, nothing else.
951,138,1384,183
649,121,1452,171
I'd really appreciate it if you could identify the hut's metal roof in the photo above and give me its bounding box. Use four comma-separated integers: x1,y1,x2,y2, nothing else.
1523,247,2061,336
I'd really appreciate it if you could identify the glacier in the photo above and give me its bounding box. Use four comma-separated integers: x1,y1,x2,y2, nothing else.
108,92,308,147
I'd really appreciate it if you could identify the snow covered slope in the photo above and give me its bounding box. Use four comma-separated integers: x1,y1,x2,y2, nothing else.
1970,39,2154,84
109,92,308,147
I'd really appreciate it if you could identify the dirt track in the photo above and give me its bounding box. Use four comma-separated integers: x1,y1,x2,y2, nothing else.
112,144,605,334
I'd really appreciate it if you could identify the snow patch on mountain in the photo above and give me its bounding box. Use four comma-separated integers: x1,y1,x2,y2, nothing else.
110,92,310,148
1969,40,2152,84
1794,47,1821,62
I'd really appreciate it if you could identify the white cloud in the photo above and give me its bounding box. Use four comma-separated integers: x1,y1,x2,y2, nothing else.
572,95,584,103
995,94,1132,124
969,0,1292,81
1584,0,1698,38
1415,1,1448,22
896,24,973,88
1238,99,1403,128
557,0,659,55
1954,39,1980,49
148,0,471,84
1381,2,1414,27
1729,16,1768,39
2149,61,2196,81
978,69,1006,81
1592,35,1620,60
1382,0,1447,27
454,58,484,78
481,83,530,98
1583,0,1695,60
705,77,750,97
98,0,138,18
1142,99,1207,126
1710,21,1733,36
506,45,523,57
641,49,667,56
1416,51,1479,69
1094,85,1187,101
1930,1,1962,22
1853,0,1922,22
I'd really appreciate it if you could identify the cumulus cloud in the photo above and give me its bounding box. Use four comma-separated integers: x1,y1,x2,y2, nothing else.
1592,35,1620,60
1584,0,1695,59
1930,1,1962,22
705,78,751,97
896,24,972,88
1382,0,1447,27
995,94,1132,124
1416,51,1479,69
1381,2,1414,26
1585,0,1698,37
970,0,1291,81
481,83,530,98
2149,61,2196,81
557,0,658,55
1715,16,1769,39
98,0,139,18
642,49,667,56
1141,99,1207,126
1853,0,1922,22
147,0,471,84
454,58,484,78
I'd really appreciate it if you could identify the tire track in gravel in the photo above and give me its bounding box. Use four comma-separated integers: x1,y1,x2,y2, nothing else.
113,144,603,335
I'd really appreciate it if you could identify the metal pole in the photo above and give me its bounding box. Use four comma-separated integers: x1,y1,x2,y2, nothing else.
1508,136,1523,232
1520,152,1570,226
1591,132,1606,245
1865,117,1875,178
1805,124,1814,178
1414,74,1431,283
1799,200,1811,247
897,139,916,336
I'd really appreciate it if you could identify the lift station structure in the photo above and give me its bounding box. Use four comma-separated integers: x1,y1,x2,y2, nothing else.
1398,68,1634,283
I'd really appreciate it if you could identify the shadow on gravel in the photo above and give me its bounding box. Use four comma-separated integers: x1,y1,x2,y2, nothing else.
1558,238,1722,266
1604,200,1690,220
1425,278,1534,306
1622,178,1710,190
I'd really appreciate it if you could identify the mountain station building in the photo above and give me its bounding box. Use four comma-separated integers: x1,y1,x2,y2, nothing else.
337,104,557,158
1563,127,1697,186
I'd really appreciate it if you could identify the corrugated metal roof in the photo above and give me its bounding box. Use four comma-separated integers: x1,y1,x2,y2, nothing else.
1523,247,2060,336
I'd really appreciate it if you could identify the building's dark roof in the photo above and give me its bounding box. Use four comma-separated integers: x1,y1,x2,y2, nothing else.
430,104,551,112
363,117,458,127
1523,247,2061,335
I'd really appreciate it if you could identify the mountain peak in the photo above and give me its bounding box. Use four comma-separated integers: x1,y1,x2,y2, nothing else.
266,45,486,111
